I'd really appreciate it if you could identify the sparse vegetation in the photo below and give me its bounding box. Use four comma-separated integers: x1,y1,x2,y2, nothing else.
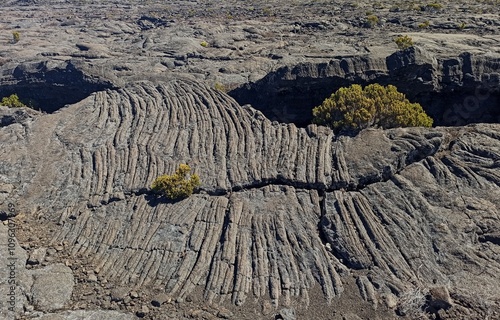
394,35,414,50
262,7,273,16
200,41,209,48
312,84,433,134
365,15,380,28
11,31,20,44
1,94,27,108
458,22,467,30
397,287,429,319
214,82,227,92
151,164,201,200
418,20,430,29
425,3,443,10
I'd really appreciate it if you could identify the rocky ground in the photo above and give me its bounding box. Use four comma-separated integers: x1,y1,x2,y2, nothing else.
0,0,498,122
0,1,499,320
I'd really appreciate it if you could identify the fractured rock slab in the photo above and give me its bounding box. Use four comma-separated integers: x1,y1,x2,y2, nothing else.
31,263,74,312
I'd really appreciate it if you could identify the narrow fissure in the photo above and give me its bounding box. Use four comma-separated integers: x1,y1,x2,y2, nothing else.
316,189,331,247
206,176,372,197
93,171,396,208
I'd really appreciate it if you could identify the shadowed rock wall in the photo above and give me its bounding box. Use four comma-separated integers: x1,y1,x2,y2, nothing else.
0,60,114,113
230,48,500,127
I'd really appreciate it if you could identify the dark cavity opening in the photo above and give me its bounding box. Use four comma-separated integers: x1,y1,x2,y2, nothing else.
229,49,500,127
478,234,500,245
0,60,114,113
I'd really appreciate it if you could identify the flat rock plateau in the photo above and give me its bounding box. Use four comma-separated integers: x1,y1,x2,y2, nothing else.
0,1,499,320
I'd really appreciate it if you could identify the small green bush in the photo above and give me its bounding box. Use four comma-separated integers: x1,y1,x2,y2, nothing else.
12,31,20,44
1,94,27,108
151,164,201,200
394,35,414,50
214,82,227,92
365,15,380,28
200,41,209,48
425,3,443,10
418,21,430,29
312,84,433,133
262,7,273,16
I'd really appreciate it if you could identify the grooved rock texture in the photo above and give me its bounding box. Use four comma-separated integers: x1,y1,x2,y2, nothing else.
1,1,500,319
1,77,499,319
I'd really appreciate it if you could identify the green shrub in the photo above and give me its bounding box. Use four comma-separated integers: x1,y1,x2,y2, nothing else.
200,41,209,48
1,94,27,108
262,7,273,16
365,15,380,28
425,3,443,10
214,82,227,92
12,31,20,44
394,35,414,50
312,84,433,133
151,164,201,200
418,21,430,29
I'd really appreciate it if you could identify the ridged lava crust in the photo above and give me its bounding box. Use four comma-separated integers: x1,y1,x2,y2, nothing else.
1,78,499,315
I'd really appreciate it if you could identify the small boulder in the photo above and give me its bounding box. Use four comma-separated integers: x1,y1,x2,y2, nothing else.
27,247,47,265
276,308,296,320
110,286,130,302
31,264,74,312
428,286,452,311
87,274,98,282
151,293,170,307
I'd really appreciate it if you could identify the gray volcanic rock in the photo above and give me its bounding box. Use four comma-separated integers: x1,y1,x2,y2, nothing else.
0,1,498,121
0,77,499,319
31,264,74,311
38,310,135,320
0,1,499,319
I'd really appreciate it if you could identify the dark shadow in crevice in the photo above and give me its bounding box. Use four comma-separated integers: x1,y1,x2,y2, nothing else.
478,234,500,245
0,60,115,113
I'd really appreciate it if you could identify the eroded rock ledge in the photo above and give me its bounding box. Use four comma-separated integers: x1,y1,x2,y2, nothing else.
1,48,499,127
1,78,499,319
230,48,500,127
